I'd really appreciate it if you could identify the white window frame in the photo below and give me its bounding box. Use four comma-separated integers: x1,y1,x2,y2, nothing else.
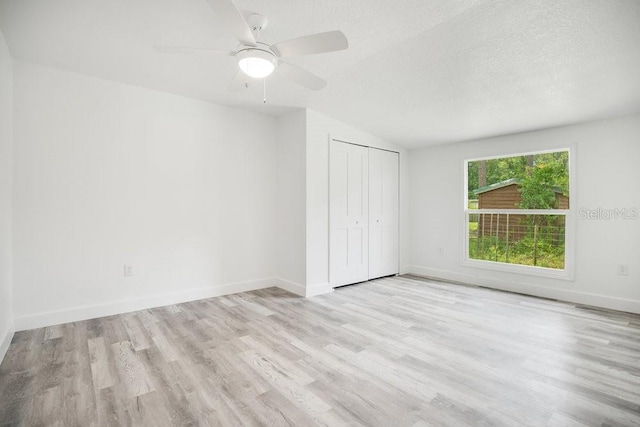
463,148,576,281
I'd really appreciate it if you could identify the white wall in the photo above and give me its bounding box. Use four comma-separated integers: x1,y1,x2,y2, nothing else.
8,59,636,339
0,29,14,360
12,61,278,330
409,114,640,313
275,110,307,295
306,109,410,295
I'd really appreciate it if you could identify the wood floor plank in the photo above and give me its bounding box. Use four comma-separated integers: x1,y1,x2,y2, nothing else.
146,323,181,363
24,385,64,427
44,324,64,341
239,335,315,385
122,314,151,352
62,322,98,426
88,336,115,390
240,349,332,415
111,341,154,398
1,276,640,426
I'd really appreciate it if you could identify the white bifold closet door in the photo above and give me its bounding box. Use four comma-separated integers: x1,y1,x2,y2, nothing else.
368,146,399,280
329,141,369,286
329,140,399,287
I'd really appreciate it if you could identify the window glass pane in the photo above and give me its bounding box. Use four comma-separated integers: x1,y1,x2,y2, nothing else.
466,150,569,270
468,151,569,210
468,211,566,269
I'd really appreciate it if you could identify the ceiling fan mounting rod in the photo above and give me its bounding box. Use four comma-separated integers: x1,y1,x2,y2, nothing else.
247,13,268,33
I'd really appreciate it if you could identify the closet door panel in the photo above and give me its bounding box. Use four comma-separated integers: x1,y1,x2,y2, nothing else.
329,141,369,286
368,148,399,279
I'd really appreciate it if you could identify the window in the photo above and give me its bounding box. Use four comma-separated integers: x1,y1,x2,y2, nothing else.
464,150,573,278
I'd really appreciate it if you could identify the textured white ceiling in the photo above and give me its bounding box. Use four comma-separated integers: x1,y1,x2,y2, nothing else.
1,0,639,147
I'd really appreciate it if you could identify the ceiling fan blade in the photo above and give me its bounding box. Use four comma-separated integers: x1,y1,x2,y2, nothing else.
204,0,256,46
153,45,235,56
228,70,253,92
277,61,327,91
272,31,348,58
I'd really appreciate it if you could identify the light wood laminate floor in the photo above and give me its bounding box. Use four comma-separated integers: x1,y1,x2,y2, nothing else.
1,275,640,426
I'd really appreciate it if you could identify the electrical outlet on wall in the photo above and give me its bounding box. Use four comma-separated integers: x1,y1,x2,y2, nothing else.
124,264,135,277
617,264,629,276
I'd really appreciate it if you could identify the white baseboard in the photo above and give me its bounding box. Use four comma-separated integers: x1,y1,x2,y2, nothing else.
407,265,640,315
0,320,15,364
14,277,278,331
276,277,333,298
274,278,333,298
306,282,333,298
275,277,306,296
399,265,412,275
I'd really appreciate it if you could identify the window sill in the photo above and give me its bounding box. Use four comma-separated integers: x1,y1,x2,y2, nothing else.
463,258,575,281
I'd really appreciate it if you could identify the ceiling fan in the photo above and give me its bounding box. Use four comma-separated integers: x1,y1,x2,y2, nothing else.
154,0,348,91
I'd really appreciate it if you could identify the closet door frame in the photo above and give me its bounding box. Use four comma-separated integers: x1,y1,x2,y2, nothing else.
329,137,399,288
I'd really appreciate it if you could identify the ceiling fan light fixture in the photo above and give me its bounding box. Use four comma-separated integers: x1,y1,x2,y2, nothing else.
237,47,277,78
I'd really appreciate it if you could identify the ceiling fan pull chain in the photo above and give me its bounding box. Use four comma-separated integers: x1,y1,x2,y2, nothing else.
263,78,267,104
